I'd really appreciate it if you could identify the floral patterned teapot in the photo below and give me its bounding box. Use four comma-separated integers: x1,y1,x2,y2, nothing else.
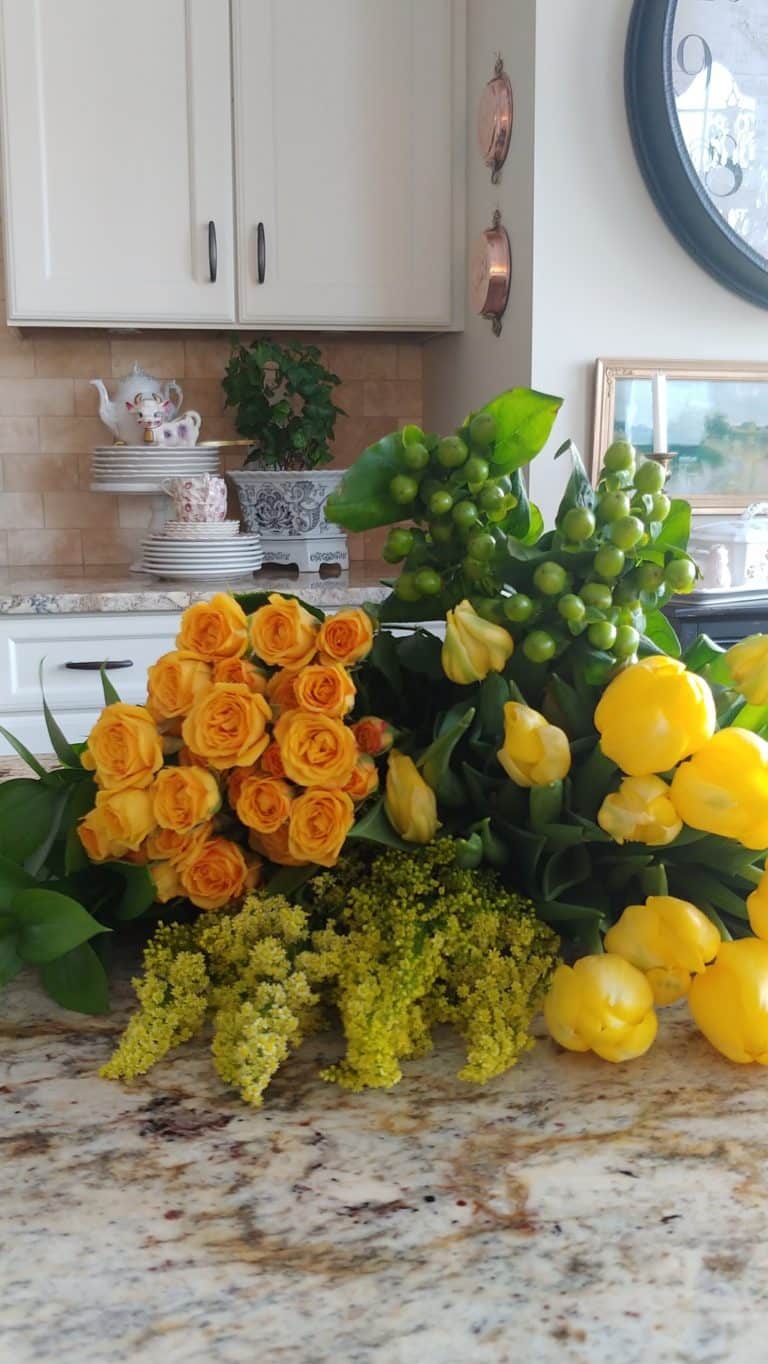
90,363,183,444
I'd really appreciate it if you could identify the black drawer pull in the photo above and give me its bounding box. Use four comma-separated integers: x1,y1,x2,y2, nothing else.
64,660,134,671
208,219,218,282
256,221,266,283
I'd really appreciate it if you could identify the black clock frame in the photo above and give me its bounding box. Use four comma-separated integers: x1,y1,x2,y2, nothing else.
626,0,768,309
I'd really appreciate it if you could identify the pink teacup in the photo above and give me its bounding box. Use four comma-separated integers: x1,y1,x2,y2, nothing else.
162,474,228,523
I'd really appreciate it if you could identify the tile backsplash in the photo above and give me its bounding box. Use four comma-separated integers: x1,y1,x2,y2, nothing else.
0,290,424,568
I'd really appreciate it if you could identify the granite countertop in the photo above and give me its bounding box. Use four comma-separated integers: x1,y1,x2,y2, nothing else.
0,566,391,615
2,954,767,1364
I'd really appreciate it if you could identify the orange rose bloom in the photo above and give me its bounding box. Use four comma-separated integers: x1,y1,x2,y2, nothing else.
318,608,375,666
288,788,355,867
249,823,308,868
212,656,268,694
144,821,213,869
181,683,272,770
227,764,257,806
179,836,255,911
249,594,319,670
235,776,294,834
178,745,211,769
82,703,163,792
352,716,395,757
344,753,380,802
146,651,212,721
293,663,356,717
176,593,248,661
78,807,114,862
266,668,299,713
260,742,286,779
149,860,182,903
274,709,357,788
151,766,221,833
93,787,156,853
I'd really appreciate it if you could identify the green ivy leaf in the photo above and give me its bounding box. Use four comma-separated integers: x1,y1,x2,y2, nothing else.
11,889,109,965
480,388,563,473
39,942,109,1014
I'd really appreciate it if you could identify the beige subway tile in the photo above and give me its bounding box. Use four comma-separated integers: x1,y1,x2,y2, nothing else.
178,379,228,416
117,494,166,528
74,380,101,415
0,418,38,452
0,492,44,529
184,336,232,378
334,342,399,382
362,526,389,566
3,453,78,492
34,334,111,378
363,381,422,417
331,416,392,465
82,526,142,565
0,332,36,377
7,529,82,565
334,382,365,417
39,416,105,453
44,490,117,528
397,343,423,381
347,533,366,562
110,338,185,380
198,412,240,441
0,531,8,566
0,379,74,416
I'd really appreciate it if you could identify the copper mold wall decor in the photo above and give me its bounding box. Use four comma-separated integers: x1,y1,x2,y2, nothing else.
477,56,513,183
469,209,511,336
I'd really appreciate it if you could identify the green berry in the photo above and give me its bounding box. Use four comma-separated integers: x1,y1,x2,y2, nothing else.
429,518,454,546
597,490,631,523
610,515,645,550
651,493,671,522
428,489,454,518
613,579,640,606
562,506,596,542
523,629,557,663
386,528,414,560
664,558,697,593
634,460,665,494
587,620,617,650
469,413,497,449
593,544,625,579
614,624,640,658
472,597,505,624
503,593,534,624
557,593,586,624
400,441,430,472
603,439,636,473
468,531,496,562
414,568,442,597
437,436,469,469
452,500,480,530
389,474,418,505
464,455,490,485
533,560,568,596
479,484,507,515
463,558,485,583
402,423,425,446
581,582,613,610
394,571,421,602
635,561,664,591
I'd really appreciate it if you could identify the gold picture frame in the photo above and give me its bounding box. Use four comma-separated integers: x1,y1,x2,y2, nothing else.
592,358,768,515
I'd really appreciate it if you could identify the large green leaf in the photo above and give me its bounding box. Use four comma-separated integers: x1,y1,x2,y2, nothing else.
0,855,35,909
643,609,681,659
654,499,691,551
418,708,475,791
480,388,563,473
554,441,595,522
108,862,158,921
11,888,109,965
325,431,406,531
0,780,63,864
39,662,82,767
39,942,109,1014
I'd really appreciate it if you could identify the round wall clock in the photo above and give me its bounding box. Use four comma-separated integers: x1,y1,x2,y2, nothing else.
477,57,513,182
626,0,768,308
469,210,511,335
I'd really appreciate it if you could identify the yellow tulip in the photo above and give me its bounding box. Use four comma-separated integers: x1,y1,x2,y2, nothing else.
603,896,721,1005
746,867,768,940
544,954,658,1062
688,938,768,1064
594,655,716,777
725,634,768,705
497,701,571,787
597,774,682,846
670,727,768,850
442,599,514,685
384,751,440,843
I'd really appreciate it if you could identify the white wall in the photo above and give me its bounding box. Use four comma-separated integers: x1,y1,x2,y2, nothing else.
426,0,768,528
423,0,536,430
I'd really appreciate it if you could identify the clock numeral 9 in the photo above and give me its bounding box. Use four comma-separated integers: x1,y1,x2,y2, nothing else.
676,32,713,87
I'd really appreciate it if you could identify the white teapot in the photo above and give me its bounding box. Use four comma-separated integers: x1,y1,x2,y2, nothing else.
90,363,183,444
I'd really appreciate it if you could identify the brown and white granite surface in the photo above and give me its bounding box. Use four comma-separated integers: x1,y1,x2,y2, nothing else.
2,956,767,1364
0,566,390,615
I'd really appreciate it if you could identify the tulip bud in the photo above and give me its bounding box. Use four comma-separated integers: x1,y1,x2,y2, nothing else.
604,896,721,1005
689,938,768,1064
747,867,768,940
544,954,658,1062
384,751,440,843
670,727,768,850
352,716,395,757
442,599,514,685
597,774,682,847
595,655,715,776
725,634,768,705
497,701,571,788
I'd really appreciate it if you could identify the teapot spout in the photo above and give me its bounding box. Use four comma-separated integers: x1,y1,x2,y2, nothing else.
90,378,120,439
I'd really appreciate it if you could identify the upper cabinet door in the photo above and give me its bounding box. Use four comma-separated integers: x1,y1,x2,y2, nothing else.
232,0,465,330
0,0,235,325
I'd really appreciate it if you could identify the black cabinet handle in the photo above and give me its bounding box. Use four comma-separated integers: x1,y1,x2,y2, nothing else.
256,221,266,283
64,660,133,671
208,219,218,282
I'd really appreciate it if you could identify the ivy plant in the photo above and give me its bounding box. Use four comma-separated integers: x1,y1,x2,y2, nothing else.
222,336,344,470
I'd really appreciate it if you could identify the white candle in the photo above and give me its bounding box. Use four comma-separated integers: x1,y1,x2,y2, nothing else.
652,373,668,454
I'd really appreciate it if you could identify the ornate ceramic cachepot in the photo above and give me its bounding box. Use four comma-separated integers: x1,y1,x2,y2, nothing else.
228,469,348,572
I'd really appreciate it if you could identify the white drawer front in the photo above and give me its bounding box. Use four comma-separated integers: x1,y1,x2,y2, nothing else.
0,613,181,714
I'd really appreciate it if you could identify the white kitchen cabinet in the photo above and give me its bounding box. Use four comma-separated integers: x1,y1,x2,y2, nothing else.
232,0,465,329
0,0,235,326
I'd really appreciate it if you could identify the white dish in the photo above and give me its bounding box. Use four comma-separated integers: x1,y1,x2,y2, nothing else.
93,445,219,456
140,544,262,559
160,520,241,538
144,530,258,544
138,565,261,581
141,555,263,567
91,480,178,493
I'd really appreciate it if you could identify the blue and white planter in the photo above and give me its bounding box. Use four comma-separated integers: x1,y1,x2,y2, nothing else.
228,469,348,573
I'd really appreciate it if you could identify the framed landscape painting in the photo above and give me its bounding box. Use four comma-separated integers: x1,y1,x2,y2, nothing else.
592,359,768,513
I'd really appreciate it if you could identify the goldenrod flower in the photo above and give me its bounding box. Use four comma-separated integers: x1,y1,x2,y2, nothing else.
544,954,658,1062
595,655,715,776
604,896,720,1005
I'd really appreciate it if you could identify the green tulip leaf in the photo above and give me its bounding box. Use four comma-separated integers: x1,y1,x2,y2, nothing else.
418,708,475,791
643,609,682,659
347,797,413,851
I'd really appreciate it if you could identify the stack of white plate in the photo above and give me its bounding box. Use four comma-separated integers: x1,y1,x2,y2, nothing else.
137,531,263,580
91,445,221,493
161,519,240,539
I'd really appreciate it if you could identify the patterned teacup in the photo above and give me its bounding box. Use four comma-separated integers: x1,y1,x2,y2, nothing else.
162,474,228,523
